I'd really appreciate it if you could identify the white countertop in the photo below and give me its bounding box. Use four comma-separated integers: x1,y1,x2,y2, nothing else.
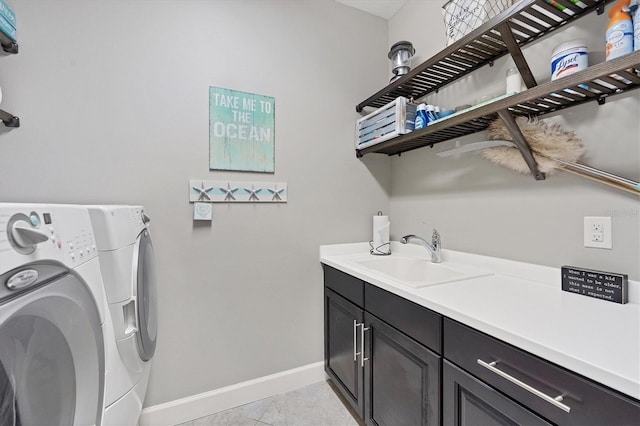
320,242,640,401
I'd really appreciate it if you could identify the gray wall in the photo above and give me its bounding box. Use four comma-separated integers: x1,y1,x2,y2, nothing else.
387,2,640,280
0,0,391,406
2,0,637,411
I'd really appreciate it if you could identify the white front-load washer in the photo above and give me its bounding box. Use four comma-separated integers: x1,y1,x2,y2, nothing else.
0,203,107,426
88,205,158,426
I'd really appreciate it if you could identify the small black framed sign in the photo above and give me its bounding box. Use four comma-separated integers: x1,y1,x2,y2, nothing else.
561,266,628,304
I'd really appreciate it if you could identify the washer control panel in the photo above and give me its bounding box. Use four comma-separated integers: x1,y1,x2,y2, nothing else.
0,204,98,274
88,205,148,250
131,206,148,230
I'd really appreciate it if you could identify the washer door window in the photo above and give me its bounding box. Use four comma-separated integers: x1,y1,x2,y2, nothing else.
135,229,157,361
0,267,104,426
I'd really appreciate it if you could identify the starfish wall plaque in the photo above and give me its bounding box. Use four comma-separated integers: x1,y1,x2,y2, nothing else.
189,180,287,203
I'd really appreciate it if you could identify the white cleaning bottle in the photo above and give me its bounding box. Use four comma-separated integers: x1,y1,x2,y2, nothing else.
631,0,640,51
606,0,633,60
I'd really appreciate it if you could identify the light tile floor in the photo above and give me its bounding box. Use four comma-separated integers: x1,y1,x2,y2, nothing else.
176,380,364,426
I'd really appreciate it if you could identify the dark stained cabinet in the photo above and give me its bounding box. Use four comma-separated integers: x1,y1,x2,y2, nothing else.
324,288,364,415
364,313,441,426
323,264,640,426
444,319,640,426
365,283,441,354
323,265,442,425
443,360,552,426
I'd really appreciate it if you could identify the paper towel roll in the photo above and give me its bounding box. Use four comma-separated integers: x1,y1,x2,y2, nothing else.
372,215,390,255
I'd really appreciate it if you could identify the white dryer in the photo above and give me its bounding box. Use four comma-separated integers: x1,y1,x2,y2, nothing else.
88,205,158,426
0,203,107,426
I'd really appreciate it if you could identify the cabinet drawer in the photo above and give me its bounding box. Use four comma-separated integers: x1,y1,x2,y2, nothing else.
365,283,442,354
443,360,552,426
322,265,364,308
444,319,640,426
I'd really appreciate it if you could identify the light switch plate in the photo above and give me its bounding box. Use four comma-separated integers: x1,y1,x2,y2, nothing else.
194,202,213,221
584,217,612,249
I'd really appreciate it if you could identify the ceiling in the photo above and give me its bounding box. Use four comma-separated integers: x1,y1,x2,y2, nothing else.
334,0,408,19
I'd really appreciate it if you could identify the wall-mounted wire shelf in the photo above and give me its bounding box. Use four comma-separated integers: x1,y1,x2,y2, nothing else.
0,108,20,127
0,31,18,54
354,0,640,182
357,52,640,159
1,28,20,127
356,0,613,113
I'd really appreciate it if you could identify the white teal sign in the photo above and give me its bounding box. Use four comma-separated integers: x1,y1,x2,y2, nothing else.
209,87,275,172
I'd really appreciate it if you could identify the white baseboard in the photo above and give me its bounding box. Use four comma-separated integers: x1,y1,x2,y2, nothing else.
139,361,327,426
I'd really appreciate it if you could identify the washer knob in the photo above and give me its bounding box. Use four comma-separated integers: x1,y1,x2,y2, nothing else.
10,220,50,250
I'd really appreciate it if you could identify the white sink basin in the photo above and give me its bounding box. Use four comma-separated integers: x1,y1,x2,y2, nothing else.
354,256,492,288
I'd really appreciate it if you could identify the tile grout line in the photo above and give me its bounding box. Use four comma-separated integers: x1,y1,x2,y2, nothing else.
252,399,272,426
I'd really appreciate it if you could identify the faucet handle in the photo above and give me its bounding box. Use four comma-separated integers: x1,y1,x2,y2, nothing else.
432,228,440,246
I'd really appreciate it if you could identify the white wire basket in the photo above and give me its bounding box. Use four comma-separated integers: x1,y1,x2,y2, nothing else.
442,0,513,46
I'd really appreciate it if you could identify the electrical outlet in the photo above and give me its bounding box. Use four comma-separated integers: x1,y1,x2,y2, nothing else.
584,217,612,249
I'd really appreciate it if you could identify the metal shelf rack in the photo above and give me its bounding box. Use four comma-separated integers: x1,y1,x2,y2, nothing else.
358,53,640,159
0,108,19,127
356,0,612,113
1,28,20,128
354,0,640,182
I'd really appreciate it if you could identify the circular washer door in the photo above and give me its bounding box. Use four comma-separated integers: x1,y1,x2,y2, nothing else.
134,229,157,361
0,263,105,426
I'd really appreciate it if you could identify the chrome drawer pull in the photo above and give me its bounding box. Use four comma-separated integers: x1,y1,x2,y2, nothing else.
477,359,571,413
353,320,360,362
360,325,370,367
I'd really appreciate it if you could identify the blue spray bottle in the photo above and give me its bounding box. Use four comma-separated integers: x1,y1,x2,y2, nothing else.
414,103,428,130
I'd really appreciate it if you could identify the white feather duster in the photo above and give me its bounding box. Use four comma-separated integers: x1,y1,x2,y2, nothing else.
483,117,585,175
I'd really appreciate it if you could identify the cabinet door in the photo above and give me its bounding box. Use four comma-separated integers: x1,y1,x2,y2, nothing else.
364,312,441,426
325,288,364,417
443,360,552,426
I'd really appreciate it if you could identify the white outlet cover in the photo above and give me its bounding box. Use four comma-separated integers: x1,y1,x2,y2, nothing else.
194,202,213,221
584,216,612,249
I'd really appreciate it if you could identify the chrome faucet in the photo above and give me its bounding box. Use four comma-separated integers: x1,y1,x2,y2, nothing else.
401,229,442,263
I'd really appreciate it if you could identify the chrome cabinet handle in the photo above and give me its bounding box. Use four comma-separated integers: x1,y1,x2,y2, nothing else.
360,325,370,367
477,359,571,413
354,320,363,362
